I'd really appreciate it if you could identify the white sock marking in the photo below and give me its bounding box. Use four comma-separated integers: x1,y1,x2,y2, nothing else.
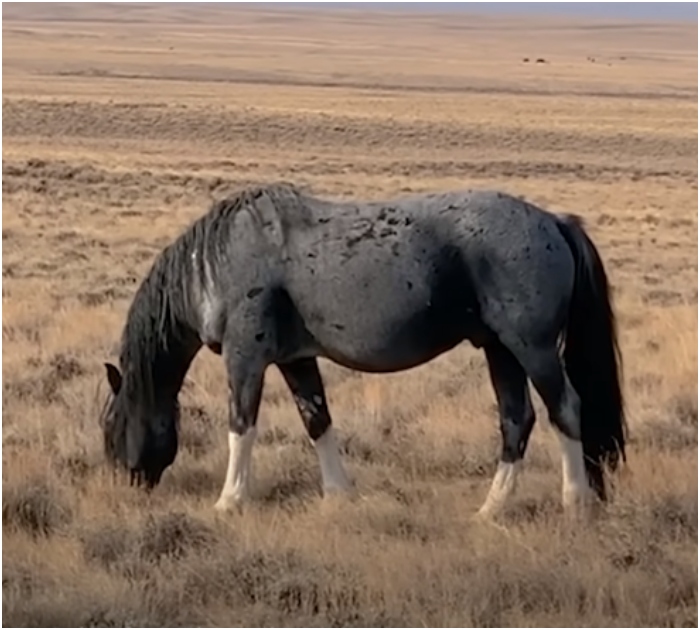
477,460,521,517
215,428,257,510
555,376,591,510
314,426,351,495
556,431,589,508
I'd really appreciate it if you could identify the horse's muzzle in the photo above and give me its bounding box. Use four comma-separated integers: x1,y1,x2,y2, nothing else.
129,467,161,490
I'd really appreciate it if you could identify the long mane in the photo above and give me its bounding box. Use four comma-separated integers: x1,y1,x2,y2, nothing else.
115,182,304,409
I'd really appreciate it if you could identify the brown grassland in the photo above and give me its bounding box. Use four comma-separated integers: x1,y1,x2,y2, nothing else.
2,4,697,627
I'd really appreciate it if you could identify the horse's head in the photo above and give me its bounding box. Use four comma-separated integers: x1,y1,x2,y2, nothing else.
101,362,179,489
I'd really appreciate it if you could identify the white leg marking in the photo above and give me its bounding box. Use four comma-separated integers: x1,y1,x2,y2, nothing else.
556,431,590,509
477,460,521,517
314,426,351,496
555,377,591,511
214,428,257,511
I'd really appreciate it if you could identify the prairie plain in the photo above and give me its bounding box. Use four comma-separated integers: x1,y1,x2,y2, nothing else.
2,4,698,627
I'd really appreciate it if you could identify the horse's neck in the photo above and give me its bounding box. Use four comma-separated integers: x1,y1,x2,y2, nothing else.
122,316,202,407
152,328,202,400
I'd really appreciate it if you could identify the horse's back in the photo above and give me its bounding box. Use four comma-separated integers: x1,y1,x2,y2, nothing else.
276,188,573,369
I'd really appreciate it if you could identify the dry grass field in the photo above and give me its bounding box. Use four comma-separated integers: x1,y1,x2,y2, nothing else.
2,4,697,627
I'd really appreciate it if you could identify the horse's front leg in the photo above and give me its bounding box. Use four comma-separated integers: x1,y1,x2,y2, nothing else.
214,353,265,512
278,358,352,497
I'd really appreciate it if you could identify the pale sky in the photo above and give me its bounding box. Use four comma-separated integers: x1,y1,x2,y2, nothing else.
280,2,698,22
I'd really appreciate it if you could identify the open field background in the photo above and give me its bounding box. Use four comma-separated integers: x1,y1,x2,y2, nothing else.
2,4,698,627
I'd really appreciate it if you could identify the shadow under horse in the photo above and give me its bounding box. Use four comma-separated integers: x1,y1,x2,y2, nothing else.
101,183,626,518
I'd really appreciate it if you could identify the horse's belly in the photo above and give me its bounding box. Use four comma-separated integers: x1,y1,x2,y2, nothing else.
311,301,473,374
287,234,483,372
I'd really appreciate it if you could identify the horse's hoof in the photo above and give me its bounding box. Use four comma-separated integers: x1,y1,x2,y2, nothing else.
214,496,244,513
563,497,599,523
472,508,496,523
321,482,360,505
322,476,355,494
322,486,354,501
562,484,594,521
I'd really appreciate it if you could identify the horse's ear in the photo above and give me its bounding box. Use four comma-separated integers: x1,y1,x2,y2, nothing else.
104,362,122,395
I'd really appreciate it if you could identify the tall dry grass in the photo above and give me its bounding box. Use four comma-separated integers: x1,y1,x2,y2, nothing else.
2,5,697,627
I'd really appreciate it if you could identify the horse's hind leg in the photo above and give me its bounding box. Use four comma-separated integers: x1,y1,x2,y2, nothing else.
477,341,536,518
509,343,590,514
278,358,352,497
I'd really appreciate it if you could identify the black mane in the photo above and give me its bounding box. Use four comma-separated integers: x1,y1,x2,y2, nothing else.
105,183,305,446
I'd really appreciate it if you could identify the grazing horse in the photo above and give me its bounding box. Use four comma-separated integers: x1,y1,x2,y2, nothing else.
101,183,625,518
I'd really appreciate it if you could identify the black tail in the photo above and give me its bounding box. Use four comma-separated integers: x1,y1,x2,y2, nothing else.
556,214,626,500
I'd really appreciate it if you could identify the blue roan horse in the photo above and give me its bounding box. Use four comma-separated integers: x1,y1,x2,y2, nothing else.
101,183,625,518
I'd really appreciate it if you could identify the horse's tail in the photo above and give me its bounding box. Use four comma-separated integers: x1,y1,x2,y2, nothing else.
556,214,626,500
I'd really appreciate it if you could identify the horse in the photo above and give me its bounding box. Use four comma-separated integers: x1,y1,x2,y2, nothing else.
100,182,626,518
